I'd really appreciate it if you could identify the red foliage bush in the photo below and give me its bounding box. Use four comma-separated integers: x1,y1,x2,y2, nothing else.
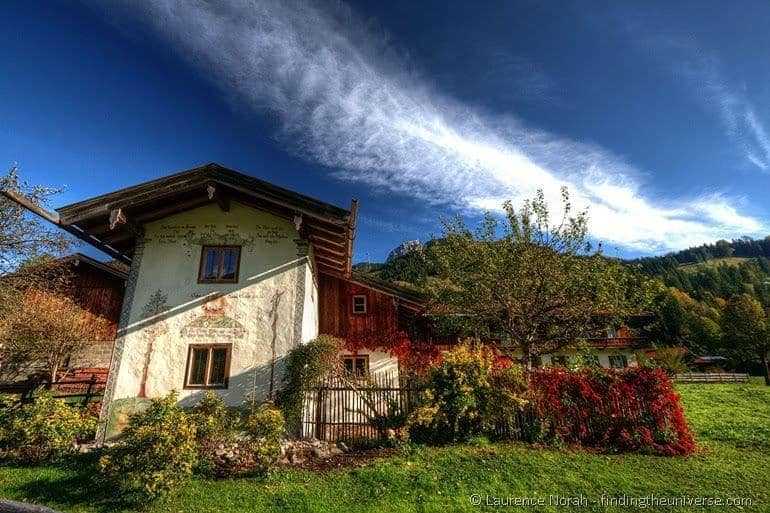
526,366,697,455
345,330,442,372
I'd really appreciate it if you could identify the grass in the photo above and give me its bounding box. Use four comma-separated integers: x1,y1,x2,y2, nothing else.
1,379,769,512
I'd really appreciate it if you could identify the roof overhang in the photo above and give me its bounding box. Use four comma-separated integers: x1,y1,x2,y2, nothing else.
63,253,129,281
3,163,358,277
345,270,427,312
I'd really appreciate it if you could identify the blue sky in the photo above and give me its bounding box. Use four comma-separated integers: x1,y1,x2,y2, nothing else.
2,1,769,262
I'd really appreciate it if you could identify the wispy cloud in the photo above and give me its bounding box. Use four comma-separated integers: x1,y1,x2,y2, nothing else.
104,0,766,252
630,29,770,171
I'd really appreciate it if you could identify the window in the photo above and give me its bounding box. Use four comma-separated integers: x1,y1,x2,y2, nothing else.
198,246,241,283
343,355,369,377
583,355,600,367
352,294,367,314
608,355,628,369
551,355,569,367
184,344,232,388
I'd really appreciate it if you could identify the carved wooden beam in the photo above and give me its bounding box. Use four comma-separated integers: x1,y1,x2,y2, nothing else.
309,238,347,258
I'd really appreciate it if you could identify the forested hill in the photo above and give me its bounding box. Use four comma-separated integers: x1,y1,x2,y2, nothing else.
627,237,770,306
357,236,770,306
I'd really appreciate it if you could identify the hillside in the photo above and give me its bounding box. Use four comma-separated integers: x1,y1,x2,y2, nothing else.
361,237,770,306
677,257,751,273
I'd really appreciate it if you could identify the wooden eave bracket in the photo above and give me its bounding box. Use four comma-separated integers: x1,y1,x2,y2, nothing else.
108,207,144,238
206,182,230,212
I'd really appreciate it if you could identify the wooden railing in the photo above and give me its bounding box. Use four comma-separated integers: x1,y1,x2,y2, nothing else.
674,372,750,383
0,374,106,406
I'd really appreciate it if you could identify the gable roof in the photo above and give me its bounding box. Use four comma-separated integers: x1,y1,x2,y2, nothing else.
25,163,358,277
62,253,129,281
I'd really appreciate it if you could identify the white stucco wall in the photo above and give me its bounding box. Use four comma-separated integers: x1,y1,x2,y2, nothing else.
109,201,315,411
342,348,400,383
300,246,319,343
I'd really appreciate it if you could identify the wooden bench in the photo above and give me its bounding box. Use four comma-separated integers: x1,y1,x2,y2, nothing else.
674,372,750,383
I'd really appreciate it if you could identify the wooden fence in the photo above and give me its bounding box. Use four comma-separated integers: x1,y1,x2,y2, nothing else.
674,372,750,383
301,373,423,441
0,374,107,406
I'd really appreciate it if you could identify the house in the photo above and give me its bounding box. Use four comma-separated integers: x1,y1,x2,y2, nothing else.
414,319,645,369
2,163,425,439
0,252,127,383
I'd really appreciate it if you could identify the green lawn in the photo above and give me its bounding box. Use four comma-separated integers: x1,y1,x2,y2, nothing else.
1,379,769,512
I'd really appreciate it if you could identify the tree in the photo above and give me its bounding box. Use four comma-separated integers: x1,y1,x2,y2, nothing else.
645,287,688,346
429,188,631,368
721,293,770,385
0,164,70,276
0,289,111,383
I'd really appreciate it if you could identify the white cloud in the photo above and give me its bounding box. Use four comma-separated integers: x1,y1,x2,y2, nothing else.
105,0,767,252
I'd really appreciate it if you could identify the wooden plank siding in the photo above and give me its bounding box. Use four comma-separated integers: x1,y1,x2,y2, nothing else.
69,265,125,340
318,273,400,342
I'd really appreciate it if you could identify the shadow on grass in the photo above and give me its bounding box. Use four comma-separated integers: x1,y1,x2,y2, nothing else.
7,453,135,513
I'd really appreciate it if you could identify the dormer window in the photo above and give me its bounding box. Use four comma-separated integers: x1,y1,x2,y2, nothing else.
198,246,240,283
352,294,367,314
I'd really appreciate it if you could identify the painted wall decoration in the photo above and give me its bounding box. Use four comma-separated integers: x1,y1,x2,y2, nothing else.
180,294,246,341
138,289,169,398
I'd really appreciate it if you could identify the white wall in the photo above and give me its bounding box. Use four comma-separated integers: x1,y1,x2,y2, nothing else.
107,201,314,420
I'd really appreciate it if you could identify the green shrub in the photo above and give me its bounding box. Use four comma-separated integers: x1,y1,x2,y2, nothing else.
245,403,285,473
98,392,198,503
0,394,96,463
649,346,690,375
189,391,235,476
407,341,526,444
276,334,345,433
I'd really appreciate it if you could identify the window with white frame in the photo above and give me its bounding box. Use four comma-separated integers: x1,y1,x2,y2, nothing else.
352,294,367,314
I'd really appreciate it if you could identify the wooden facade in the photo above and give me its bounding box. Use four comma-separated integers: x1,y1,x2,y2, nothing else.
318,273,399,341
66,254,127,340
317,271,426,343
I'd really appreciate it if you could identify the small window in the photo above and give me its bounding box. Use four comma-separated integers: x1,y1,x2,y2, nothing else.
608,355,628,369
185,344,232,388
583,355,600,367
352,294,367,314
343,355,369,377
551,355,569,367
198,246,241,283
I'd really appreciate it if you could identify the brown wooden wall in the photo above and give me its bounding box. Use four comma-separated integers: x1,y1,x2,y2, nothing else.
318,273,399,342
69,267,125,340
